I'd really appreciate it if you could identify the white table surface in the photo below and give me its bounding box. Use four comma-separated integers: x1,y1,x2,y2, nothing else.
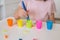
0,17,60,40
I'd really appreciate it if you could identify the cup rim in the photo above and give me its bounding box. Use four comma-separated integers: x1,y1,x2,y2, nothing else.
46,20,53,23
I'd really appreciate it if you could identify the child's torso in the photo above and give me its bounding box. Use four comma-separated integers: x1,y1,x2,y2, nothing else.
24,0,51,21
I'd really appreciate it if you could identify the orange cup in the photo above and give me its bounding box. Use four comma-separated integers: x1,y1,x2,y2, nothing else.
7,18,13,27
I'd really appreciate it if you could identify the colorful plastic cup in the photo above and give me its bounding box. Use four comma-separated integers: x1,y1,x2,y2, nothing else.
46,20,53,30
17,19,23,28
36,20,42,29
26,20,32,29
7,18,13,27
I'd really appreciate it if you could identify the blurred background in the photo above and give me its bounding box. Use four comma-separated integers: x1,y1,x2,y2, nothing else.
0,0,60,23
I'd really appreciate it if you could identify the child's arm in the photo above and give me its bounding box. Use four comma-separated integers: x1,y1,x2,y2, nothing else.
49,13,55,23
49,0,56,23
14,6,21,19
14,6,27,19
14,6,28,24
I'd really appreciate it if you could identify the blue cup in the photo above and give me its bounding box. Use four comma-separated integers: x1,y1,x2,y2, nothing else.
46,20,53,30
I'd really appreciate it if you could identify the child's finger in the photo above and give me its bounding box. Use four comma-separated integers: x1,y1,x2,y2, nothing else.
23,13,28,17
14,13,20,19
26,10,29,15
23,10,29,17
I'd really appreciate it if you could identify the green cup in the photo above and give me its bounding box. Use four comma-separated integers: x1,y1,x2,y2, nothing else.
26,20,32,28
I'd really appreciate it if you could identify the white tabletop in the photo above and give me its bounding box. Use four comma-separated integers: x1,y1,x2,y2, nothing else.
0,17,60,40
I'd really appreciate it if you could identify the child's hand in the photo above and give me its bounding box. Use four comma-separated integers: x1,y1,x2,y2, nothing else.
14,8,29,19
19,9,29,18
14,11,20,19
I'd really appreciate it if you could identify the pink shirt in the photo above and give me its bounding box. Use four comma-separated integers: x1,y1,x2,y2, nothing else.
19,0,56,21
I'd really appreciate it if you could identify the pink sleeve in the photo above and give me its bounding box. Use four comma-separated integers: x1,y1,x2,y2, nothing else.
48,0,56,13
51,0,56,13
48,0,56,16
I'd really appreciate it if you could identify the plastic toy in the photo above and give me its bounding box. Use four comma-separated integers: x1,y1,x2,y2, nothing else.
26,20,32,28
46,20,53,30
7,18,13,27
36,20,42,29
17,19,23,28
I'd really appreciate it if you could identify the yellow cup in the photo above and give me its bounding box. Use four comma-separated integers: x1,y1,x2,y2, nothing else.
17,19,23,28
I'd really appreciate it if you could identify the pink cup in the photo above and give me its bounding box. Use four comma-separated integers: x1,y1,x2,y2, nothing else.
36,20,42,29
